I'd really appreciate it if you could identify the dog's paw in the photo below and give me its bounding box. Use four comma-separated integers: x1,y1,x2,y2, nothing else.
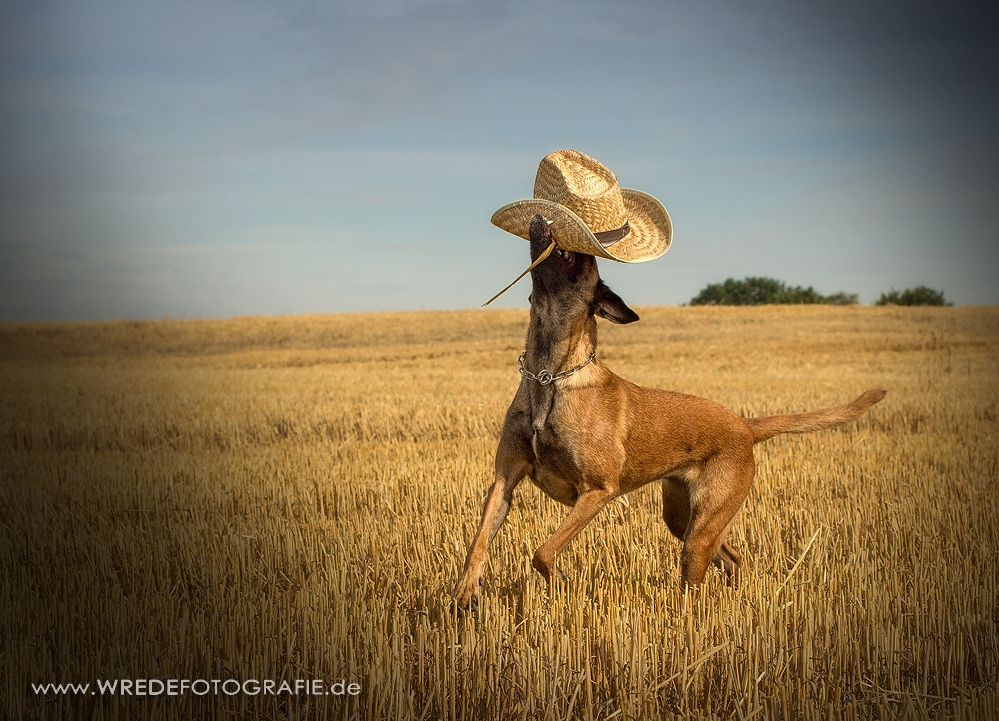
452,580,481,612
533,553,572,587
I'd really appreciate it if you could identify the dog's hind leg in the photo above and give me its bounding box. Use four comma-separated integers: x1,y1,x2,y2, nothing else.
662,477,691,542
678,457,754,589
453,427,531,610
712,536,743,584
663,477,743,584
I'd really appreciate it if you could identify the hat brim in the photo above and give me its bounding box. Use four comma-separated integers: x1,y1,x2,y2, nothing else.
490,188,672,263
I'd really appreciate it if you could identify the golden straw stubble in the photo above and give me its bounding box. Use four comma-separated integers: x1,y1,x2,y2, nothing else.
1,305,996,720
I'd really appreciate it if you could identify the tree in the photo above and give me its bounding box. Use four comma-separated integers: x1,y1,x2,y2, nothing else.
875,286,951,306
823,292,861,306
690,277,858,306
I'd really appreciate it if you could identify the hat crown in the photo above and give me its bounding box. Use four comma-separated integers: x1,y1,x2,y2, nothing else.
534,149,628,234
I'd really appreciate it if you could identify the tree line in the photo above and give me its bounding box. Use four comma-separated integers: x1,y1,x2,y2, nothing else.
689,278,951,306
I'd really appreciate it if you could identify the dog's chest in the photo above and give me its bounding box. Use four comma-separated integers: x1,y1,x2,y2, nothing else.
528,400,585,478
528,422,586,506
530,423,567,462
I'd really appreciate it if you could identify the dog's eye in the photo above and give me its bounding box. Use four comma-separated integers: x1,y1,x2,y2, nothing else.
557,249,573,263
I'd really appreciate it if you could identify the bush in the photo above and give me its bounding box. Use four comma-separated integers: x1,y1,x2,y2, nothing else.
823,292,862,306
875,286,952,306
690,277,859,306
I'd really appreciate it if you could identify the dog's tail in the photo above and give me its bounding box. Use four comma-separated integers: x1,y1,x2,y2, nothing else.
746,389,887,444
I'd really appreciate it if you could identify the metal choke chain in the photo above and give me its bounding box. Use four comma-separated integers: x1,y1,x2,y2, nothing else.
518,350,596,386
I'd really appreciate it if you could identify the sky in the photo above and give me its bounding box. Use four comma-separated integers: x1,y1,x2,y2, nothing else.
1,0,997,320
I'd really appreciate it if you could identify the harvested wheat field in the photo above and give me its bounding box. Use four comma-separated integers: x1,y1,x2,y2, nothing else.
1,305,997,720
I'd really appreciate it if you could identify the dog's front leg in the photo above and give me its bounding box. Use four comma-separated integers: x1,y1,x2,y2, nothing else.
532,487,616,585
453,446,529,610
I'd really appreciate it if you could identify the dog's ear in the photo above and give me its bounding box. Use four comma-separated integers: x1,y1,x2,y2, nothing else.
593,280,640,324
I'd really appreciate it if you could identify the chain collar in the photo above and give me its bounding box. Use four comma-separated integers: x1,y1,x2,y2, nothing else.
518,350,596,385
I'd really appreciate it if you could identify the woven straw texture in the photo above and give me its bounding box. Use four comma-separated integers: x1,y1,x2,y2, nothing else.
491,150,672,263
535,149,628,234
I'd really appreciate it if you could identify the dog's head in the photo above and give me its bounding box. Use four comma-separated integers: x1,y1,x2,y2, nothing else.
528,214,639,325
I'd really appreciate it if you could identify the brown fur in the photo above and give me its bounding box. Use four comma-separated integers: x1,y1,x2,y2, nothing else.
453,215,886,609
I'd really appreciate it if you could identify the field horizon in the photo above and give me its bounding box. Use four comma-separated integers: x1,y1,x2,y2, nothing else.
2,305,997,720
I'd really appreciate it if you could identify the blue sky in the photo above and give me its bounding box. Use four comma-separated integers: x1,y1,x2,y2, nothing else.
1,0,997,320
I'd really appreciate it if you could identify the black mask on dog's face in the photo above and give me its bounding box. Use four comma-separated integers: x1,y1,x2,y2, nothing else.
527,214,639,325
528,215,589,290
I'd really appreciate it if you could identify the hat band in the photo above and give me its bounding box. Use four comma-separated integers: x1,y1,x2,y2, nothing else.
594,220,630,247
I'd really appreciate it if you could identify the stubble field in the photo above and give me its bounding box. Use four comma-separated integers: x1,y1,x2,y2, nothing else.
1,305,997,720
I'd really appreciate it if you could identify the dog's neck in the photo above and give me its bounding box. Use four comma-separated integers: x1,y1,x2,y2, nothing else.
523,304,598,381
522,303,597,432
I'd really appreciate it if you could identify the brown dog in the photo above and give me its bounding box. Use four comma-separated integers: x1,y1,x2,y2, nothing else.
453,214,886,609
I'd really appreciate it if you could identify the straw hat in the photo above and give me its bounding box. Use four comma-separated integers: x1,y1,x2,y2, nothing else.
491,149,672,262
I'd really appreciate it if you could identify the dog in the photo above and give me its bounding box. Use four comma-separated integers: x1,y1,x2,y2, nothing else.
453,214,886,609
